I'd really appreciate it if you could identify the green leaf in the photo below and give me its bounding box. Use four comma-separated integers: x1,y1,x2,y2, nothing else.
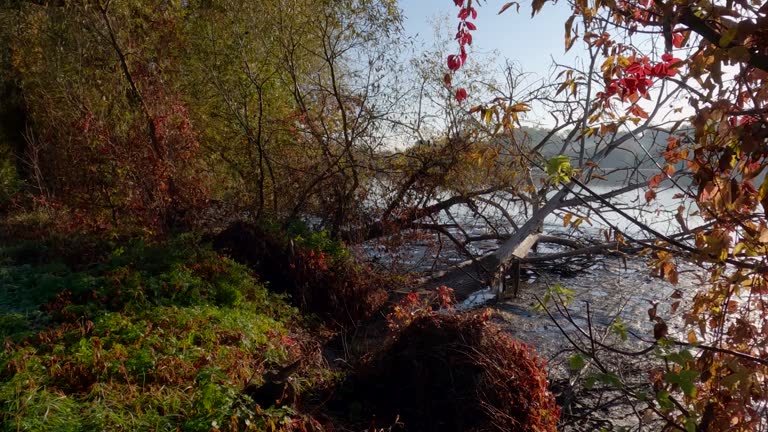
547,154,571,176
719,27,738,47
666,369,699,397
610,317,628,341
551,284,575,306
728,46,751,62
569,354,586,371
685,417,697,432
665,349,694,366
596,372,622,387
721,369,749,389
546,154,572,185
656,390,674,412
584,375,597,390
586,372,622,389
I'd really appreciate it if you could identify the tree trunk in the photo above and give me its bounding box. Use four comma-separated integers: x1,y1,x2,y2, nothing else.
485,188,569,293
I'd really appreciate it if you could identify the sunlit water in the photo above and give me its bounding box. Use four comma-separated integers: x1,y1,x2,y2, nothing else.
359,179,701,360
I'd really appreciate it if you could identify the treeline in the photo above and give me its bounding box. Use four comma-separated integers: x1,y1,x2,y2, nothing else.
0,0,408,235
0,1,682,247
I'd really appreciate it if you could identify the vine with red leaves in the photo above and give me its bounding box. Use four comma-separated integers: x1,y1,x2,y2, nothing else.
386,285,456,330
596,52,683,103
446,0,478,103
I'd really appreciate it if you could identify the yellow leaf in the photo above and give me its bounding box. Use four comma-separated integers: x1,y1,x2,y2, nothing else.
499,1,520,15
617,55,631,67
600,55,615,73
667,267,679,285
687,330,697,344
728,46,751,62
508,103,530,113
564,15,576,51
733,242,746,255
563,213,573,227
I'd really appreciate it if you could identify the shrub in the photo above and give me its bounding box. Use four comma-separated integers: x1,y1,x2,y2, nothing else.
0,237,324,431
352,313,560,432
214,221,388,325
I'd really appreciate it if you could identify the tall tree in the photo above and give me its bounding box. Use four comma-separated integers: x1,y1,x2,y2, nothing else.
447,0,768,429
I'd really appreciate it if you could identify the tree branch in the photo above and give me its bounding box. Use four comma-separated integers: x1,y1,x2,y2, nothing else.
678,7,768,73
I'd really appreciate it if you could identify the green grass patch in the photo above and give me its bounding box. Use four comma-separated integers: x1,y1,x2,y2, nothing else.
0,235,314,431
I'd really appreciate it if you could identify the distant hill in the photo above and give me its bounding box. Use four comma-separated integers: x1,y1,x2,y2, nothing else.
507,124,690,170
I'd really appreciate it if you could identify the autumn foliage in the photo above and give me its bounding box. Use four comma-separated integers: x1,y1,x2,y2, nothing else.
354,313,559,432
213,221,388,325
445,0,478,102
470,0,768,429
4,3,212,234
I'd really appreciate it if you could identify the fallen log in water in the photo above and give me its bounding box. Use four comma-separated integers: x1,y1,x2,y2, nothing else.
419,236,637,301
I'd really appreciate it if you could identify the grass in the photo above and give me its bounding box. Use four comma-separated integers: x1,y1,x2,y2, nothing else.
0,235,321,431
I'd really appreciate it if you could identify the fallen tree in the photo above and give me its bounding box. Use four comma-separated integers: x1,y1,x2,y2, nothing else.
341,59,690,299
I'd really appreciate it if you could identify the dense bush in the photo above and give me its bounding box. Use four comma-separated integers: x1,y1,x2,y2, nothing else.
0,237,326,431
352,313,560,432
214,221,388,325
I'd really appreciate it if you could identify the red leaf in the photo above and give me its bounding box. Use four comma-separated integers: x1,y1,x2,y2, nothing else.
649,173,664,188
453,0,464,6
651,63,667,77
458,8,469,19
628,104,649,119
624,62,645,75
456,87,468,103
465,21,477,30
672,32,684,48
666,136,679,148
443,73,452,87
645,189,657,202
470,7,477,19
447,55,463,71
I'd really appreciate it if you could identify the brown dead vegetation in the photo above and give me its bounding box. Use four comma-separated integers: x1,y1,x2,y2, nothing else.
341,313,560,432
213,221,389,325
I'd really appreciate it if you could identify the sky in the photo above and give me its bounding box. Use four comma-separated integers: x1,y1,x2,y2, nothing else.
397,0,697,128
397,0,585,127
399,0,579,81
